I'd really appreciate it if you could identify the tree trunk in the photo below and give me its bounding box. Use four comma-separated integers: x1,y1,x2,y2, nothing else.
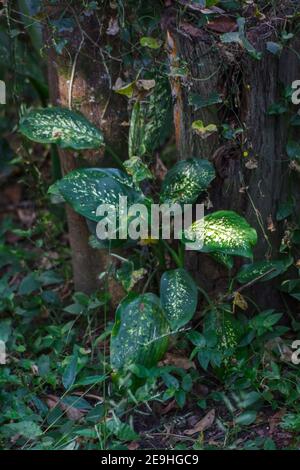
44,2,128,299
164,9,300,307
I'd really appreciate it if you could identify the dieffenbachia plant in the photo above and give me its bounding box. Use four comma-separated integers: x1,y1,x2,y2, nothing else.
19,105,258,374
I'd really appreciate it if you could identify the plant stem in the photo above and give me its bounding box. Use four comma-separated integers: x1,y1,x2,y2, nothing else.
161,240,182,268
105,144,125,170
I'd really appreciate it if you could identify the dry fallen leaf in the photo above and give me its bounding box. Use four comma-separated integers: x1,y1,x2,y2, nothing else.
160,352,196,370
106,17,120,36
180,23,205,38
184,409,215,436
267,215,276,232
127,442,140,450
269,409,286,434
245,158,258,170
45,394,84,421
207,16,237,34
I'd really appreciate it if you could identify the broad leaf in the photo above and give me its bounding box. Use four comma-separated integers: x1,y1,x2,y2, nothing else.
129,77,172,158
236,257,293,284
183,210,257,259
48,168,143,223
19,107,104,150
110,293,169,371
160,268,198,330
160,158,215,205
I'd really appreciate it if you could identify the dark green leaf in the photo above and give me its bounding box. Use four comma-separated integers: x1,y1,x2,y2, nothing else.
110,293,169,371
236,257,293,284
235,410,257,426
62,352,78,389
160,268,198,330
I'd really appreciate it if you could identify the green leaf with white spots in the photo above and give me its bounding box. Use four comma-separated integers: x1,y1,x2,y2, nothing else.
48,168,143,223
19,107,104,150
237,257,293,284
110,293,169,371
160,269,198,331
123,157,153,183
129,77,172,158
160,158,215,205
210,252,234,270
183,211,257,259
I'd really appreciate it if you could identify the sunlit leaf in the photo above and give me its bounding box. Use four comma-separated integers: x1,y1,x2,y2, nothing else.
160,268,198,330
160,158,215,205
110,293,169,371
183,210,257,258
19,107,104,150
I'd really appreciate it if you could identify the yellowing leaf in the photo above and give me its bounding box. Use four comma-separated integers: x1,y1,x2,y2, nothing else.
140,36,162,49
233,292,248,311
192,120,218,139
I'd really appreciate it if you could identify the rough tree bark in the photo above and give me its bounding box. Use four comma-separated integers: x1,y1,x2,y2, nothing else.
164,7,300,307
44,2,128,298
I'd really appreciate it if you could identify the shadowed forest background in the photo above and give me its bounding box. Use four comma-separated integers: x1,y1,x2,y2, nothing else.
1,0,300,451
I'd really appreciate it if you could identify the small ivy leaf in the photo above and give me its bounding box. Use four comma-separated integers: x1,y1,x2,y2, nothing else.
19,107,104,150
160,268,198,331
183,210,257,259
123,157,153,183
236,257,293,284
192,120,218,139
110,293,169,371
48,168,143,223
140,36,162,49
160,158,215,205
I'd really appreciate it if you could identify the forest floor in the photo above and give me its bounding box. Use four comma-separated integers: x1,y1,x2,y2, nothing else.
0,153,299,451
